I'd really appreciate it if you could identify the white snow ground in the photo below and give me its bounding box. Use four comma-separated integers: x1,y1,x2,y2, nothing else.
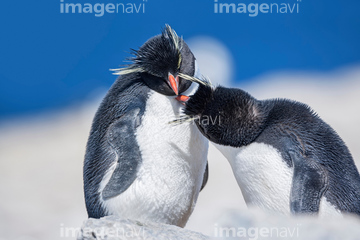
1,38,360,239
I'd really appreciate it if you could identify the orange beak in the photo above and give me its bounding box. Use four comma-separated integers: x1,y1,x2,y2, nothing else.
168,73,179,95
175,95,190,105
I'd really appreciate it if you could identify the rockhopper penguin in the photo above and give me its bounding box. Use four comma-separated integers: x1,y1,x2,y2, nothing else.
83,25,209,227
175,75,360,217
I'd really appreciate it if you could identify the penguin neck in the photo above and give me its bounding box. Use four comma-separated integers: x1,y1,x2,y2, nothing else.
208,91,268,148
229,98,268,147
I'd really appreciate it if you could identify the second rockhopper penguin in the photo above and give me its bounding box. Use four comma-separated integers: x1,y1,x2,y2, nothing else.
176,75,360,217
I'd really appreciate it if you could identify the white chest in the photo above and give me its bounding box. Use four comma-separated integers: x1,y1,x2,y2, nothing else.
100,89,208,226
215,142,293,215
215,142,341,217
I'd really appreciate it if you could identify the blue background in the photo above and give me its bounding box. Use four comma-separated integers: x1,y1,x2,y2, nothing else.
1,0,360,119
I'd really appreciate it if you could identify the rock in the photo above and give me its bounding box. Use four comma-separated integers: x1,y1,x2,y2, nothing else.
77,216,210,240
77,209,360,240
214,208,360,240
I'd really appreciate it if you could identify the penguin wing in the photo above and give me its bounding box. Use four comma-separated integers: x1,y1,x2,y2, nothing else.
200,161,209,191
289,150,329,214
102,108,143,200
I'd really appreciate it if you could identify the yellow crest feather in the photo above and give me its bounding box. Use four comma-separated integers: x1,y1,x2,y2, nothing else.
178,73,212,87
110,67,145,75
165,24,183,70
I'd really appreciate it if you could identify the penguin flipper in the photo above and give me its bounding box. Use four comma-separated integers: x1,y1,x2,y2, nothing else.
200,161,209,191
289,150,328,215
102,108,143,200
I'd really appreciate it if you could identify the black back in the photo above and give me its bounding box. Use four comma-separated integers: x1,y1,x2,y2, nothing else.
83,73,149,218
257,99,360,214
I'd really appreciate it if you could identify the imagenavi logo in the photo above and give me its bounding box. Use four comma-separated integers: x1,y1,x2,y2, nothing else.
60,0,147,17
214,0,301,17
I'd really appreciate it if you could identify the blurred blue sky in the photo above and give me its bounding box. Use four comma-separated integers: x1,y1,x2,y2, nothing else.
0,0,359,119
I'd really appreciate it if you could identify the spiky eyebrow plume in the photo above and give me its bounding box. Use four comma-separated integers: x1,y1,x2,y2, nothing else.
111,66,145,75
165,24,181,52
111,24,183,76
110,48,147,76
178,73,213,87
164,24,182,69
110,51,145,76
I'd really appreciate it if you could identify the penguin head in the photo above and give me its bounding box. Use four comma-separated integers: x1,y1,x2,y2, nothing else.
113,25,196,96
175,76,265,147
